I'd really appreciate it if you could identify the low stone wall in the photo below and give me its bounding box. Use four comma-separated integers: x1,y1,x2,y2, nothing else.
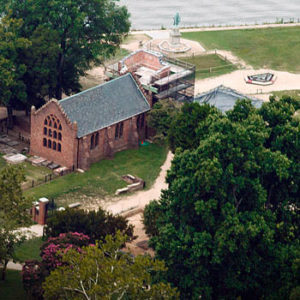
115,174,145,195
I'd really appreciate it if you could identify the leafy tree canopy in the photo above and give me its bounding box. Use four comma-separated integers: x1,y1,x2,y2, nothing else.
168,102,221,152
144,98,299,299
0,17,30,126
43,232,179,299
147,99,180,144
22,232,91,298
45,207,134,243
2,0,131,100
0,165,32,280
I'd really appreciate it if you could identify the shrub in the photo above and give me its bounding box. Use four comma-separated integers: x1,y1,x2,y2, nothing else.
44,207,134,242
22,232,90,299
143,200,161,237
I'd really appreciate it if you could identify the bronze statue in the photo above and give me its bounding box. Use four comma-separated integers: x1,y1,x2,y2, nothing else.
173,12,181,27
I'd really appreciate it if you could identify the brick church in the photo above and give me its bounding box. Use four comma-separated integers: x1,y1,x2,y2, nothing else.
30,73,150,170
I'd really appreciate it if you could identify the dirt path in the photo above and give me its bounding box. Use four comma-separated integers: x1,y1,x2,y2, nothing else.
85,151,173,214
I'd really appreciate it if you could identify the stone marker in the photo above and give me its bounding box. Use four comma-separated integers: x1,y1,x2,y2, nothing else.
3,153,27,164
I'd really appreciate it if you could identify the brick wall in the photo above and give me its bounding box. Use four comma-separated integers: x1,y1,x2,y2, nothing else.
77,115,145,170
30,102,148,170
122,51,165,71
30,101,78,169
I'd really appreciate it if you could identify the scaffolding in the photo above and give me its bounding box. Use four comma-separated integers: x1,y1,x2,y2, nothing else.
105,51,195,104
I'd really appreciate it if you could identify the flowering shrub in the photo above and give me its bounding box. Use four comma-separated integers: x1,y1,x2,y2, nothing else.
40,232,90,270
22,260,47,300
22,232,90,299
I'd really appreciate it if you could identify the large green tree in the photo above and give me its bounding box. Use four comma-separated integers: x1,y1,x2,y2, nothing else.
0,17,30,127
0,165,32,280
144,98,299,299
147,99,180,144
168,102,220,152
2,0,130,100
22,25,61,111
43,232,179,299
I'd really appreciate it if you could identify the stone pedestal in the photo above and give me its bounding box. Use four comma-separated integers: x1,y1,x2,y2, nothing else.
170,27,181,46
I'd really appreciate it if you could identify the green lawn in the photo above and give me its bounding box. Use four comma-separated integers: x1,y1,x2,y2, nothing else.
24,144,168,206
0,158,51,189
122,33,151,45
0,270,28,300
14,237,44,263
182,26,300,72
271,90,300,101
180,54,237,79
0,155,5,169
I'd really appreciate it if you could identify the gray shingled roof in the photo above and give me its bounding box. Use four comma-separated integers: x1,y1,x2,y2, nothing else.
194,85,262,113
59,73,150,138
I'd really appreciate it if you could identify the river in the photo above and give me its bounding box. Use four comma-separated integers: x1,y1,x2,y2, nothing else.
119,0,300,30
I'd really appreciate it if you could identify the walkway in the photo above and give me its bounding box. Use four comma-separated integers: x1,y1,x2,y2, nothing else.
101,151,173,214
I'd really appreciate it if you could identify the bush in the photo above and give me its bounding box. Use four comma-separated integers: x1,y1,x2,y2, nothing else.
22,232,91,299
44,207,134,242
143,200,161,237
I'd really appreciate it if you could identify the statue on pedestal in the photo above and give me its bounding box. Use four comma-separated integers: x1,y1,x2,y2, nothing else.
170,12,181,46
159,12,191,53
173,12,181,27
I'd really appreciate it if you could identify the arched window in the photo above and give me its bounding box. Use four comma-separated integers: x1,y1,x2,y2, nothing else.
119,122,124,138
115,124,119,139
95,133,99,146
90,135,94,149
44,114,62,151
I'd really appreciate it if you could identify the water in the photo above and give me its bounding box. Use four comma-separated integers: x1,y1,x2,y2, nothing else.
119,0,300,30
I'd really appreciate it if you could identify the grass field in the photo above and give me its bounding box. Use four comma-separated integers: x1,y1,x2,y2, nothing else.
180,54,237,79
0,155,5,169
122,33,151,45
0,158,51,189
271,90,300,101
182,26,300,72
15,237,44,263
0,270,28,300
24,144,168,206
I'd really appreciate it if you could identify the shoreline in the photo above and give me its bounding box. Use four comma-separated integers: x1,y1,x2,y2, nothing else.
131,22,300,34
